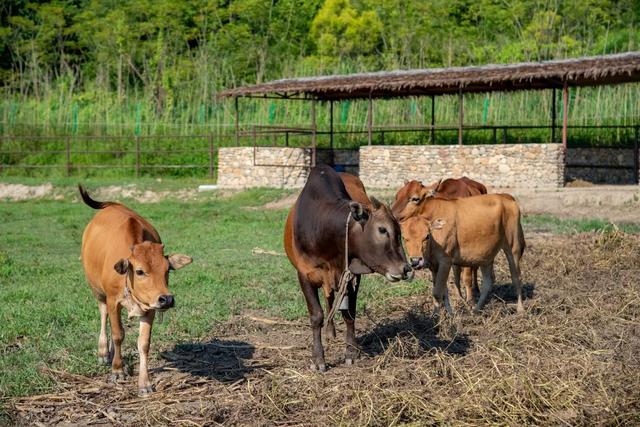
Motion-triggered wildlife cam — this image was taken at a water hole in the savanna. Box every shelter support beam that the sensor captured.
[431,95,435,144]
[329,100,334,149]
[551,88,557,143]
[311,99,317,167]
[562,82,568,150]
[458,88,464,145]
[367,93,373,146]
[234,97,240,147]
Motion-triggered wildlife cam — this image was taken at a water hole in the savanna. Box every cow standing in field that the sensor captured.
[400,194,526,315]
[79,186,192,394]
[392,177,487,303]
[284,166,413,371]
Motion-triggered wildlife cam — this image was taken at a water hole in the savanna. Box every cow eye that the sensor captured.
[135,269,145,276]
[378,226,388,235]
[411,197,420,203]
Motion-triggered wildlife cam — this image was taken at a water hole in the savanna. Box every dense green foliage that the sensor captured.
[0,0,639,139]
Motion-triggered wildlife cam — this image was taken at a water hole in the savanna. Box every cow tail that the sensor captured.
[78,185,112,210]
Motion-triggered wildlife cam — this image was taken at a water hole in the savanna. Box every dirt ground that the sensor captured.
[9,231,640,426]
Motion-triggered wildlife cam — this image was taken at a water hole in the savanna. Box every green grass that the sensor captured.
[1,182,639,409]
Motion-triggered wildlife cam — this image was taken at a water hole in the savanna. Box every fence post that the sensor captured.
[66,136,71,176]
[209,134,214,179]
[502,127,507,144]
[135,135,140,177]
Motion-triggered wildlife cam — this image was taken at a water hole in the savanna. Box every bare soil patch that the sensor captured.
[9,231,640,426]
[0,183,54,201]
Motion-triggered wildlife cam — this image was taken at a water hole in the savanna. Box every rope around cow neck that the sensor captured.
[325,210,355,323]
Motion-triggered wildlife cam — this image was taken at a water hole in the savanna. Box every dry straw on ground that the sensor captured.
[9,231,640,426]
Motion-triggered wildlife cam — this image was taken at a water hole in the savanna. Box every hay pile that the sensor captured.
[9,231,640,426]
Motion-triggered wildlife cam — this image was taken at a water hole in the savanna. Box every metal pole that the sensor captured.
[234,97,240,146]
[135,135,140,177]
[367,92,373,146]
[458,87,463,145]
[208,134,214,178]
[329,100,334,149]
[311,99,317,167]
[66,136,71,176]
[562,82,568,150]
[431,95,435,144]
[551,88,557,143]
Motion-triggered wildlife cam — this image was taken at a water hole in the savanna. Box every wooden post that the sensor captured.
[234,97,240,147]
[66,136,71,176]
[551,88,557,143]
[634,126,639,185]
[430,95,435,144]
[208,134,214,178]
[311,99,317,167]
[367,92,373,146]
[135,135,140,177]
[458,87,464,145]
[492,127,497,144]
[329,100,334,149]
[562,82,568,150]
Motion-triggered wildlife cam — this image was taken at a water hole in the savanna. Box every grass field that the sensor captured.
[1,181,640,425]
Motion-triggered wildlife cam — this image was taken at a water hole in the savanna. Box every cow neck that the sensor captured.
[122,270,150,318]
[326,210,355,323]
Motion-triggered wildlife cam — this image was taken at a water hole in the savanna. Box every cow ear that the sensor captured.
[114,259,130,275]
[430,218,446,230]
[349,202,369,223]
[168,254,192,271]
[369,196,383,210]
[349,258,373,274]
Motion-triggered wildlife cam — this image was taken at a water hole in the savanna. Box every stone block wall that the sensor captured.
[566,147,638,184]
[359,144,565,189]
[217,147,310,188]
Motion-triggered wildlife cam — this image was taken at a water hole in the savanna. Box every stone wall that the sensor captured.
[566,147,638,184]
[359,144,565,189]
[315,149,359,175]
[217,147,310,188]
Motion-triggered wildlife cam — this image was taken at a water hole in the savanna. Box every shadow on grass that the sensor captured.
[358,309,471,358]
[160,338,258,383]
[491,281,536,303]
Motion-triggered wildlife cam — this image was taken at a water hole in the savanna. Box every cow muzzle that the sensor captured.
[410,257,425,270]
[155,294,175,310]
[385,263,414,282]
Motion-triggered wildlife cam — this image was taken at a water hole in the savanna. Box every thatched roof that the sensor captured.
[218,52,640,101]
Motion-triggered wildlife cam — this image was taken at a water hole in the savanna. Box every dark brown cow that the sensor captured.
[79,186,192,394]
[284,166,412,371]
[392,177,487,303]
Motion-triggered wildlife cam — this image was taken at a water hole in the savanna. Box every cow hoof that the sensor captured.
[310,363,327,373]
[139,386,154,396]
[345,358,354,366]
[110,372,127,383]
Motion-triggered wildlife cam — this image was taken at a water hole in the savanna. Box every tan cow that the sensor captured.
[401,194,526,315]
[79,186,192,394]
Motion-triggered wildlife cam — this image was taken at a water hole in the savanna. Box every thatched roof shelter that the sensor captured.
[219,52,640,100]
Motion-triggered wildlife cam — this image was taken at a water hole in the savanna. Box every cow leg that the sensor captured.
[137,309,155,395]
[504,248,524,313]
[97,301,110,365]
[324,291,337,339]
[432,261,453,317]
[107,300,126,380]
[342,275,360,365]
[472,267,480,299]
[452,265,465,300]
[474,264,495,313]
[298,273,326,372]
[462,267,475,306]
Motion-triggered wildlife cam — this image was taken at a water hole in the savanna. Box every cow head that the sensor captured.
[391,180,430,222]
[400,216,446,270]
[348,197,413,282]
[114,241,192,311]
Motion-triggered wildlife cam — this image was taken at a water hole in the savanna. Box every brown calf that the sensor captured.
[401,194,526,315]
[79,186,191,394]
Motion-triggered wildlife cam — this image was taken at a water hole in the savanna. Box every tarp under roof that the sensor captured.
[218,52,640,101]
